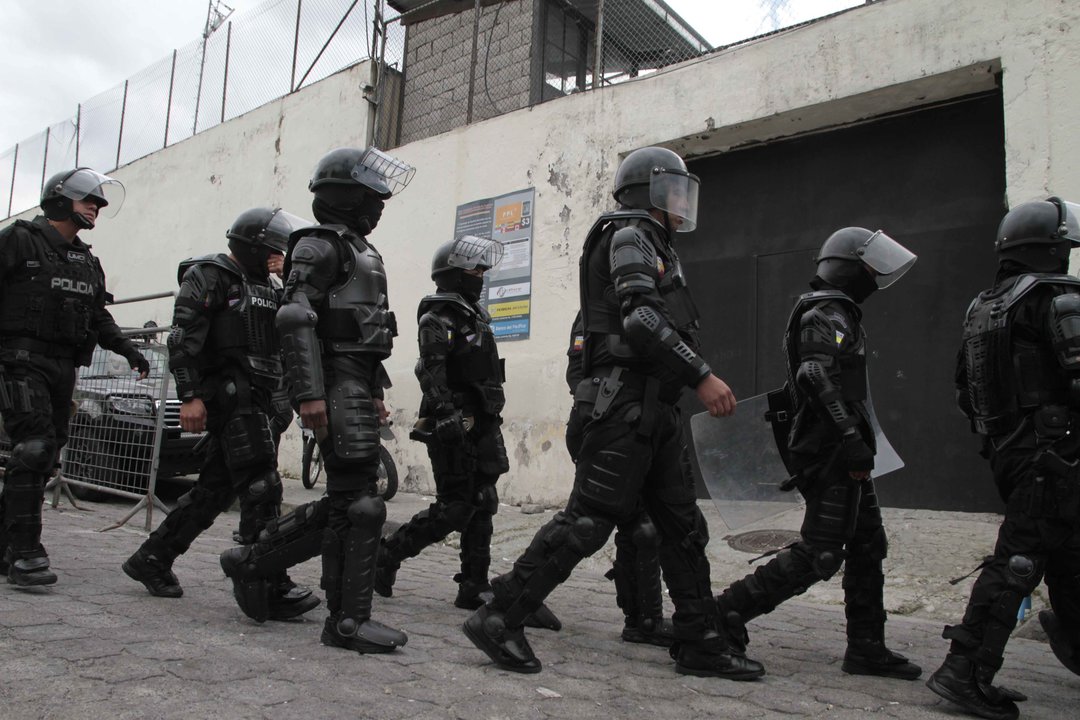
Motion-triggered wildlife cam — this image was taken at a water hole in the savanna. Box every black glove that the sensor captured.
[840,433,874,473]
[435,412,466,445]
[129,353,151,377]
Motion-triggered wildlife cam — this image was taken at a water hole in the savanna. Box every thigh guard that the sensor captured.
[574,409,650,518]
[221,411,277,472]
[801,474,861,548]
[475,425,510,475]
[326,380,380,462]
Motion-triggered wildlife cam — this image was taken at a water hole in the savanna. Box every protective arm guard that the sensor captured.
[415,310,454,416]
[1049,292,1080,407]
[794,306,859,435]
[277,295,325,403]
[954,345,974,418]
[624,305,711,386]
[610,226,660,301]
[282,236,338,309]
[168,265,216,400]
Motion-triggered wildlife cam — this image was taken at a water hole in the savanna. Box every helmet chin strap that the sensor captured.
[71,211,95,230]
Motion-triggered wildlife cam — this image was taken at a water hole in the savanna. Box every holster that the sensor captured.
[764,384,795,475]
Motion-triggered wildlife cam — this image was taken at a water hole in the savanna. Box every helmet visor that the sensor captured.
[1059,201,1080,245]
[649,169,700,232]
[264,209,312,253]
[856,231,917,288]
[58,169,125,217]
[352,148,415,197]
[447,235,504,271]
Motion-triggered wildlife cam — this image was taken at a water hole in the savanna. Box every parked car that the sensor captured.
[63,342,206,495]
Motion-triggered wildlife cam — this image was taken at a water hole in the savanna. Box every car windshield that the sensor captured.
[81,345,168,379]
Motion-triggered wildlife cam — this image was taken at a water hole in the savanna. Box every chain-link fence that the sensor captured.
[2,0,383,221]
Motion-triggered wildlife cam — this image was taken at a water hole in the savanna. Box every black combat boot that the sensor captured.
[267,573,320,620]
[453,575,494,610]
[622,615,676,647]
[926,654,1019,720]
[6,549,57,587]
[321,614,407,654]
[373,543,398,598]
[843,638,922,680]
[675,630,765,681]
[123,547,181,597]
[463,604,541,673]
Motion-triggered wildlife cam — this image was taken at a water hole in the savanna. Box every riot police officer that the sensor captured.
[713,227,920,681]
[0,168,149,586]
[462,146,762,678]
[565,313,674,646]
[927,198,1080,720]
[373,236,516,607]
[122,207,317,621]
[220,147,415,655]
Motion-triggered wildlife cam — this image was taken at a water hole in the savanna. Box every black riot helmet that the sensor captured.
[40,168,125,230]
[812,227,917,303]
[308,147,415,234]
[995,196,1080,272]
[226,207,311,281]
[612,146,700,232]
[431,235,505,301]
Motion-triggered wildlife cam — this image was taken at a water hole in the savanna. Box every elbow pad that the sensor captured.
[795,358,858,431]
[1050,292,1080,370]
[277,298,324,402]
[610,227,659,300]
[624,305,710,386]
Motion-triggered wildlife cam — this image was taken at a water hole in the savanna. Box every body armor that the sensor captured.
[961,273,1080,436]
[303,226,396,357]
[783,290,868,407]
[418,293,505,415]
[0,219,104,357]
[177,255,282,386]
[578,210,703,385]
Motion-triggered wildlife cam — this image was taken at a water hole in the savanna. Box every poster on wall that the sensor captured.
[453,188,534,341]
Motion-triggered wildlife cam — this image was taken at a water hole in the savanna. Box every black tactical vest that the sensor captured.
[783,290,868,411]
[0,220,104,356]
[420,293,506,414]
[179,255,282,385]
[578,210,698,375]
[961,273,1080,436]
[310,228,396,357]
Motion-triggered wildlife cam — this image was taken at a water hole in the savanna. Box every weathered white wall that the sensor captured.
[17,0,1080,501]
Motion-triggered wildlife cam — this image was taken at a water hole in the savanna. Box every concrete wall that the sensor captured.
[15,0,1080,503]
[398,0,536,145]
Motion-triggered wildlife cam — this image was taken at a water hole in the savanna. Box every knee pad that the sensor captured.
[866,525,888,561]
[346,495,386,527]
[10,438,55,475]
[1007,554,1040,586]
[794,541,845,581]
[476,484,499,515]
[631,514,660,550]
[245,470,283,506]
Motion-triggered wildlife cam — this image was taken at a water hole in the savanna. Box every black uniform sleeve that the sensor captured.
[91,260,144,366]
[793,303,861,436]
[167,264,222,401]
[277,235,339,403]
[1048,289,1080,406]
[565,311,584,395]
[609,226,711,387]
[415,305,455,417]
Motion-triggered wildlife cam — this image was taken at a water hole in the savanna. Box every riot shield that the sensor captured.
[691,386,904,532]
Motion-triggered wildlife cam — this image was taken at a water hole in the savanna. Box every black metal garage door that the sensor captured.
[680,89,1006,512]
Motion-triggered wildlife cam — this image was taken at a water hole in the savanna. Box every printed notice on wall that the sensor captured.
[453,188,534,341]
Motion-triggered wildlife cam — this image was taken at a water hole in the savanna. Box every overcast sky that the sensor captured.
[0,0,861,152]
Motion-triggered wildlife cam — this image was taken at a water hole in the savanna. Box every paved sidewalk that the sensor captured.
[0,486,1075,720]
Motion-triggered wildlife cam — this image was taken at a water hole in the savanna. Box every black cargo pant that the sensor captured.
[491,375,718,640]
[0,352,77,561]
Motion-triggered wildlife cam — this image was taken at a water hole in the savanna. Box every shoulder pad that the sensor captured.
[177,253,241,286]
[416,292,477,322]
[1000,273,1080,313]
[582,209,664,255]
[285,223,347,258]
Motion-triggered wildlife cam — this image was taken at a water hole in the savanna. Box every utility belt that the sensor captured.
[0,336,78,359]
[574,365,677,437]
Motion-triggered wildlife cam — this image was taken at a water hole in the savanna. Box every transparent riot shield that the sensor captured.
[691,386,904,532]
